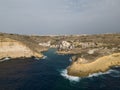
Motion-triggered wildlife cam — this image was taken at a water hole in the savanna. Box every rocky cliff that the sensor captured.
[0,37,43,60]
[67,53,120,77]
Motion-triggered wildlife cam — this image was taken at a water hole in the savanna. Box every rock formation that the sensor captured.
[67,53,120,77]
[0,37,43,60]
[39,41,51,47]
[59,41,71,49]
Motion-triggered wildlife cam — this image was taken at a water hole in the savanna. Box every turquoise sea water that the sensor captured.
[0,48,120,90]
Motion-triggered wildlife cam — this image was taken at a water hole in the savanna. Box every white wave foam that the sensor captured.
[34,56,47,60]
[60,68,120,81]
[42,56,47,59]
[0,57,10,62]
[60,69,80,82]
[88,72,104,78]
[109,69,120,78]
[88,69,120,78]
[69,58,72,62]
[34,57,40,60]
[115,66,120,68]
[3,57,10,60]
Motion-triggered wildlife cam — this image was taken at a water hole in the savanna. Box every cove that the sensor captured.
[0,48,120,90]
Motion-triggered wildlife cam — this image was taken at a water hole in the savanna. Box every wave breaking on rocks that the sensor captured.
[60,69,80,82]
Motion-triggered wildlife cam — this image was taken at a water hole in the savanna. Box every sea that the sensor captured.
[0,48,120,90]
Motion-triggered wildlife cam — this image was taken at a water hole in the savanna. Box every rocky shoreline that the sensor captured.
[67,53,120,77]
[0,36,45,60]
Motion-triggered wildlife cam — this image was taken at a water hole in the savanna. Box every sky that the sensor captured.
[0,0,120,35]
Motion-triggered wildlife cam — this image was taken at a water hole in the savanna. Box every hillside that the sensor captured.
[67,53,120,77]
[0,33,48,59]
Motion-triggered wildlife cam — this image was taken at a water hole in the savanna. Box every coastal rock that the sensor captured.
[39,41,51,47]
[67,53,120,77]
[87,49,95,54]
[0,38,43,60]
[76,58,88,64]
[61,41,71,49]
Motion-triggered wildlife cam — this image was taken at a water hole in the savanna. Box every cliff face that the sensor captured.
[67,53,120,77]
[0,37,43,59]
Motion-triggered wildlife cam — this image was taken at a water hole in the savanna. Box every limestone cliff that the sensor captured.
[0,37,43,60]
[67,53,120,77]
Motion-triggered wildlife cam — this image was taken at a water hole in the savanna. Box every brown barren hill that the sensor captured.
[0,35,43,59]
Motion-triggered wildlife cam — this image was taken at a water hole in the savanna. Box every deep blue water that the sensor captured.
[0,48,120,90]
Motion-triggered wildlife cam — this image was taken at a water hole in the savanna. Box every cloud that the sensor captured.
[0,0,120,35]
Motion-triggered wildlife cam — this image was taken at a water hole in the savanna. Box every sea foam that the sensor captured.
[69,58,72,62]
[60,68,120,82]
[34,56,47,60]
[42,56,47,59]
[88,69,120,78]
[60,69,80,82]
[0,57,10,62]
